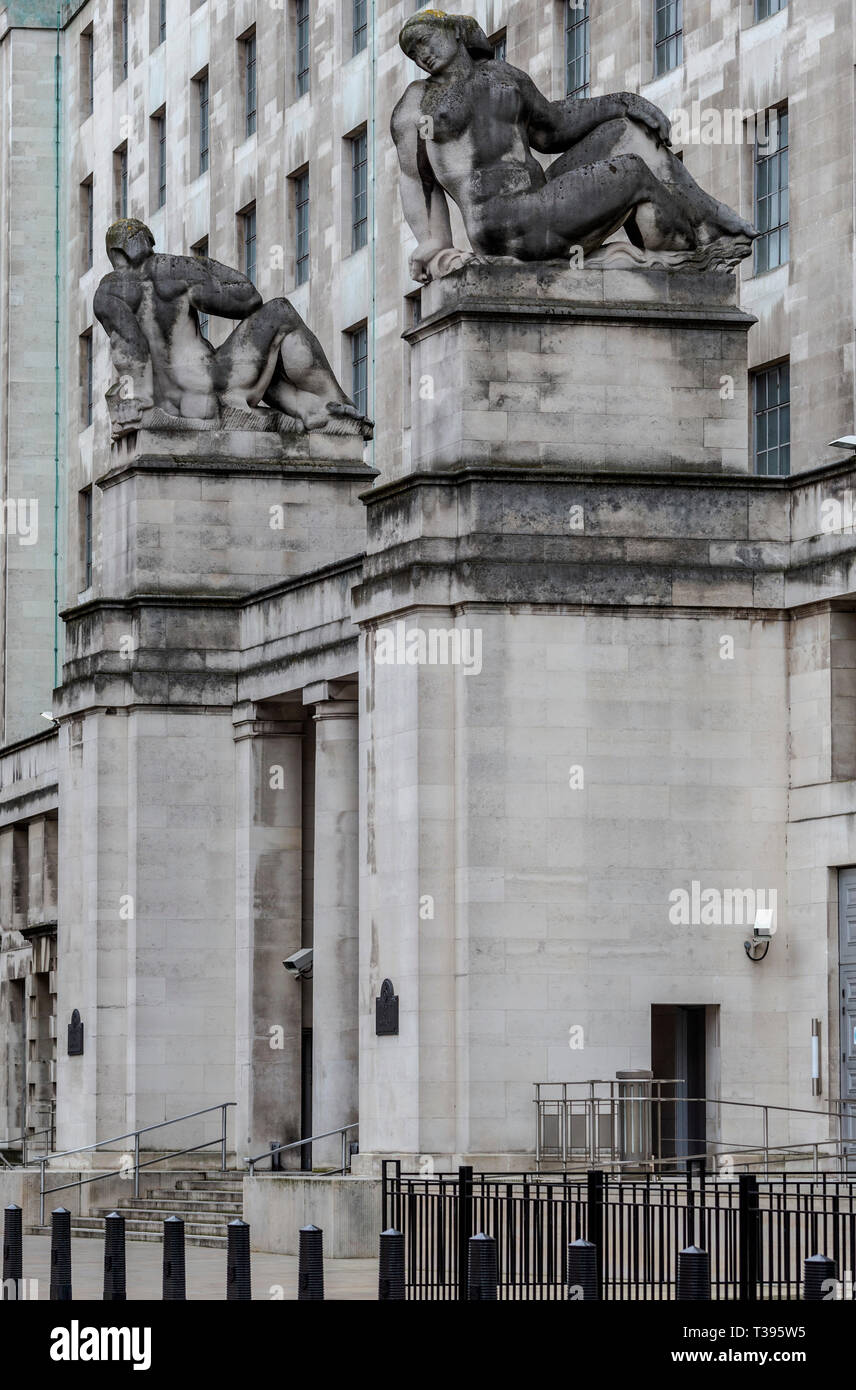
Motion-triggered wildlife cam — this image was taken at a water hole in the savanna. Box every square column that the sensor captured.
[234,702,305,1163]
[304,682,359,1170]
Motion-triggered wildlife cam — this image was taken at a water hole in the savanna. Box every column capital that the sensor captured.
[303,680,359,718]
[232,700,305,742]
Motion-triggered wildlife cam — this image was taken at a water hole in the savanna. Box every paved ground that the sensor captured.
[19,1235,378,1301]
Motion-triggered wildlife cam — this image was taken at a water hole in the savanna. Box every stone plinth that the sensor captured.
[405,262,755,474]
[96,430,376,598]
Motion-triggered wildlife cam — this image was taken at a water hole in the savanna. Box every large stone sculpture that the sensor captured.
[93,220,372,440]
[392,10,756,283]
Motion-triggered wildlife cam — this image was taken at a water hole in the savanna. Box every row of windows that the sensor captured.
[80,129,369,280]
[80,0,369,110]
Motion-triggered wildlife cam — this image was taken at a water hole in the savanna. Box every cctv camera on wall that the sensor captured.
[283,947,313,980]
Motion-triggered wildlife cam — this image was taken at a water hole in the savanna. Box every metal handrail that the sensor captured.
[1,1125,56,1168]
[535,1085,856,1174]
[36,1101,235,1225]
[246,1122,358,1176]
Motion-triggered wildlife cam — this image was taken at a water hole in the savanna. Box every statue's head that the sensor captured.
[105,219,156,268]
[399,9,493,73]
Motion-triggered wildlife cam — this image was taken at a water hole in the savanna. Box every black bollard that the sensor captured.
[162,1215,186,1300]
[226,1219,252,1301]
[103,1212,127,1301]
[677,1245,711,1301]
[803,1253,836,1301]
[297,1224,324,1300]
[467,1232,498,1301]
[378,1228,405,1300]
[567,1238,598,1301]
[50,1207,72,1302]
[3,1204,23,1301]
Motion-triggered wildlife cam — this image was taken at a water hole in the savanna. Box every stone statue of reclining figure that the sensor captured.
[93,220,373,440]
[391,11,757,283]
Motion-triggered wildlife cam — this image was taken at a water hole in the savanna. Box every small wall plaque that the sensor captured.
[67,1009,84,1056]
[375,979,399,1036]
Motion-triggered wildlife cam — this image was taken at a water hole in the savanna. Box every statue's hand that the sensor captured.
[619,92,671,146]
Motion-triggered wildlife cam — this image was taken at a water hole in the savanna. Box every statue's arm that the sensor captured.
[521,72,671,151]
[392,87,464,283]
[93,275,150,367]
[183,256,263,320]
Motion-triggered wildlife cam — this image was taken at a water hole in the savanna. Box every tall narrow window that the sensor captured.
[82,29,94,117]
[80,332,94,428]
[348,324,368,416]
[294,170,309,284]
[350,130,368,253]
[159,0,167,44]
[565,3,590,96]
[80,488,93,590]
[490,30,507,62]
[654,0,682,77]
[152,110,167,208]
[752,361,790,476]
[755,0,786,18]
[244,33,257,137]
[121,0,129,80]
[240,206,257,284]
[352,0,367,55]
[115,146,128,219]
[296,0,310,97]
[193,239,209,338]
[82,179,94,270]
[198,74,210,174]
[754,109,788,274]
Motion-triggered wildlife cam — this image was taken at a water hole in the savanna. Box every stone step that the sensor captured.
[68,1226,227,1250]
[122,1197,242,1215]
[71,1214,234,1239]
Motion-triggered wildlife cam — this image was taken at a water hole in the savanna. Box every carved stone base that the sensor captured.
[405,261,756,474]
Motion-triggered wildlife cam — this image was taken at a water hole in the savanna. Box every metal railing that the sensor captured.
[246,1122,358,1177]
[382,1161,856,1300]
[534,1080,856,1174]
[0,1124,56,1168]
[35,1101,235,1226]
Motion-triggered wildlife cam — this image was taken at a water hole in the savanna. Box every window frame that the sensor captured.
[352,0,367,56]
[752,360,790,477]
[296,0,310,98]
[198,71,210,175]
[350,129,368,253]
[240,204,257,285]
[564,3,590,98]
[653,0,682,78]
[348,322,368,417]
[294,168,310,284]
[243,31,257,139]
[753,108,789,275]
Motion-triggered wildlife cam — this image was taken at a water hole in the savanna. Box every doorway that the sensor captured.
[651,1004,707,1168]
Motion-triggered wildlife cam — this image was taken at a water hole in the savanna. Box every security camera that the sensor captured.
[283,948,313,980]
[744,907,775,961]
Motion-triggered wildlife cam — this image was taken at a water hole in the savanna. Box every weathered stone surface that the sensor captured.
[392,11,755,284]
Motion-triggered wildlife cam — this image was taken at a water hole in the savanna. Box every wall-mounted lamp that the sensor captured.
[812,1018,822,1096]
[744,907,775,962]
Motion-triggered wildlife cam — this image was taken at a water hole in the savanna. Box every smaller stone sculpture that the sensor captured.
[392,10,757,283]
[93,221,373,440]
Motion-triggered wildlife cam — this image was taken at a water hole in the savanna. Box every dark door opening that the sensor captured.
[301,1026,313,1171]
[838,868,856,1163]
[651,1004,707,1169]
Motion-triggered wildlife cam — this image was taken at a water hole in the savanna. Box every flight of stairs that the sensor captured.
[66,1171,244,1249]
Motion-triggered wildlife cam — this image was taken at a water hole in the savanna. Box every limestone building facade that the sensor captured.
[1,0,855,1175]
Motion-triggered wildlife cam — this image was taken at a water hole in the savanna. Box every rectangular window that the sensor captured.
[153,110,166,208]
[294,170,309,284]
[159,0,167,44]
[753,361,790,477]
[82,179,94,270]
[755,0,786,18]
[80,488,93,590]
[296,0,310,97]
[193,239,209,338]
[352,0,367,55]
[350,130,368,253]
[490,30,507,62]
[565,3,589,96]
[80,332,94,428]
[82,29,94,117]
[198,73,210,174]
[754,109,788,273]
[240,206,257,285]
[654,0,682,77]
[114,146,128,219]
[244,33,257,138]
[120,0,129,80]
[349,324,368,416]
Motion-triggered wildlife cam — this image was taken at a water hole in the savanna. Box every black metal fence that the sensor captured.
[381,1162,856,1300]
